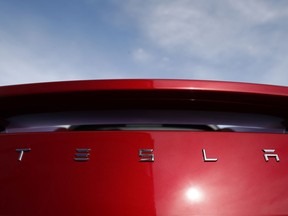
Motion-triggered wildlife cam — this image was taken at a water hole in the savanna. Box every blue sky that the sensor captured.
[0,0,288,86]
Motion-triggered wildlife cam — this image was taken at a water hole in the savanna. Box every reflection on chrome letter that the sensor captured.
[263,149,280,162]
[202,149,218,162]
[74,149,91,161]
[16,148,31,161]
[139,149,154,162]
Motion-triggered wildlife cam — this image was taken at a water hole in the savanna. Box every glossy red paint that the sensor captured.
[0,79,287,96]
[0,80,287,216]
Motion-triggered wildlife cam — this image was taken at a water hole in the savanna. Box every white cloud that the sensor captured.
[125,0,288,85]
[130,0,287,58]
[230,1,288,23]
[132,48,153,63]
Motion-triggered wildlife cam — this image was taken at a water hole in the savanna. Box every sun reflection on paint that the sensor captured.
[185,187,204,202]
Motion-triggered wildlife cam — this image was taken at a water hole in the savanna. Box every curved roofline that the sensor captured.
[0,79,287,97]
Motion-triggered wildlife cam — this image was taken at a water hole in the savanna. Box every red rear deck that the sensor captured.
[0,80,287,215]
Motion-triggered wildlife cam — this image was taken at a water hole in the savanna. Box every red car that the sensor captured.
[0,79,287,215]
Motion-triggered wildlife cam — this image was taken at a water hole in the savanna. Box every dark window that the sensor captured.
[1,110,287,134]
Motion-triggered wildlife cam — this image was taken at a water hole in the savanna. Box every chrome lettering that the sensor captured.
[263,149,280,162]
[16,148,31,161]
[10,147,284,164]
[202,149,218,162]
[74,149,91,161]
[139,149,154,162]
